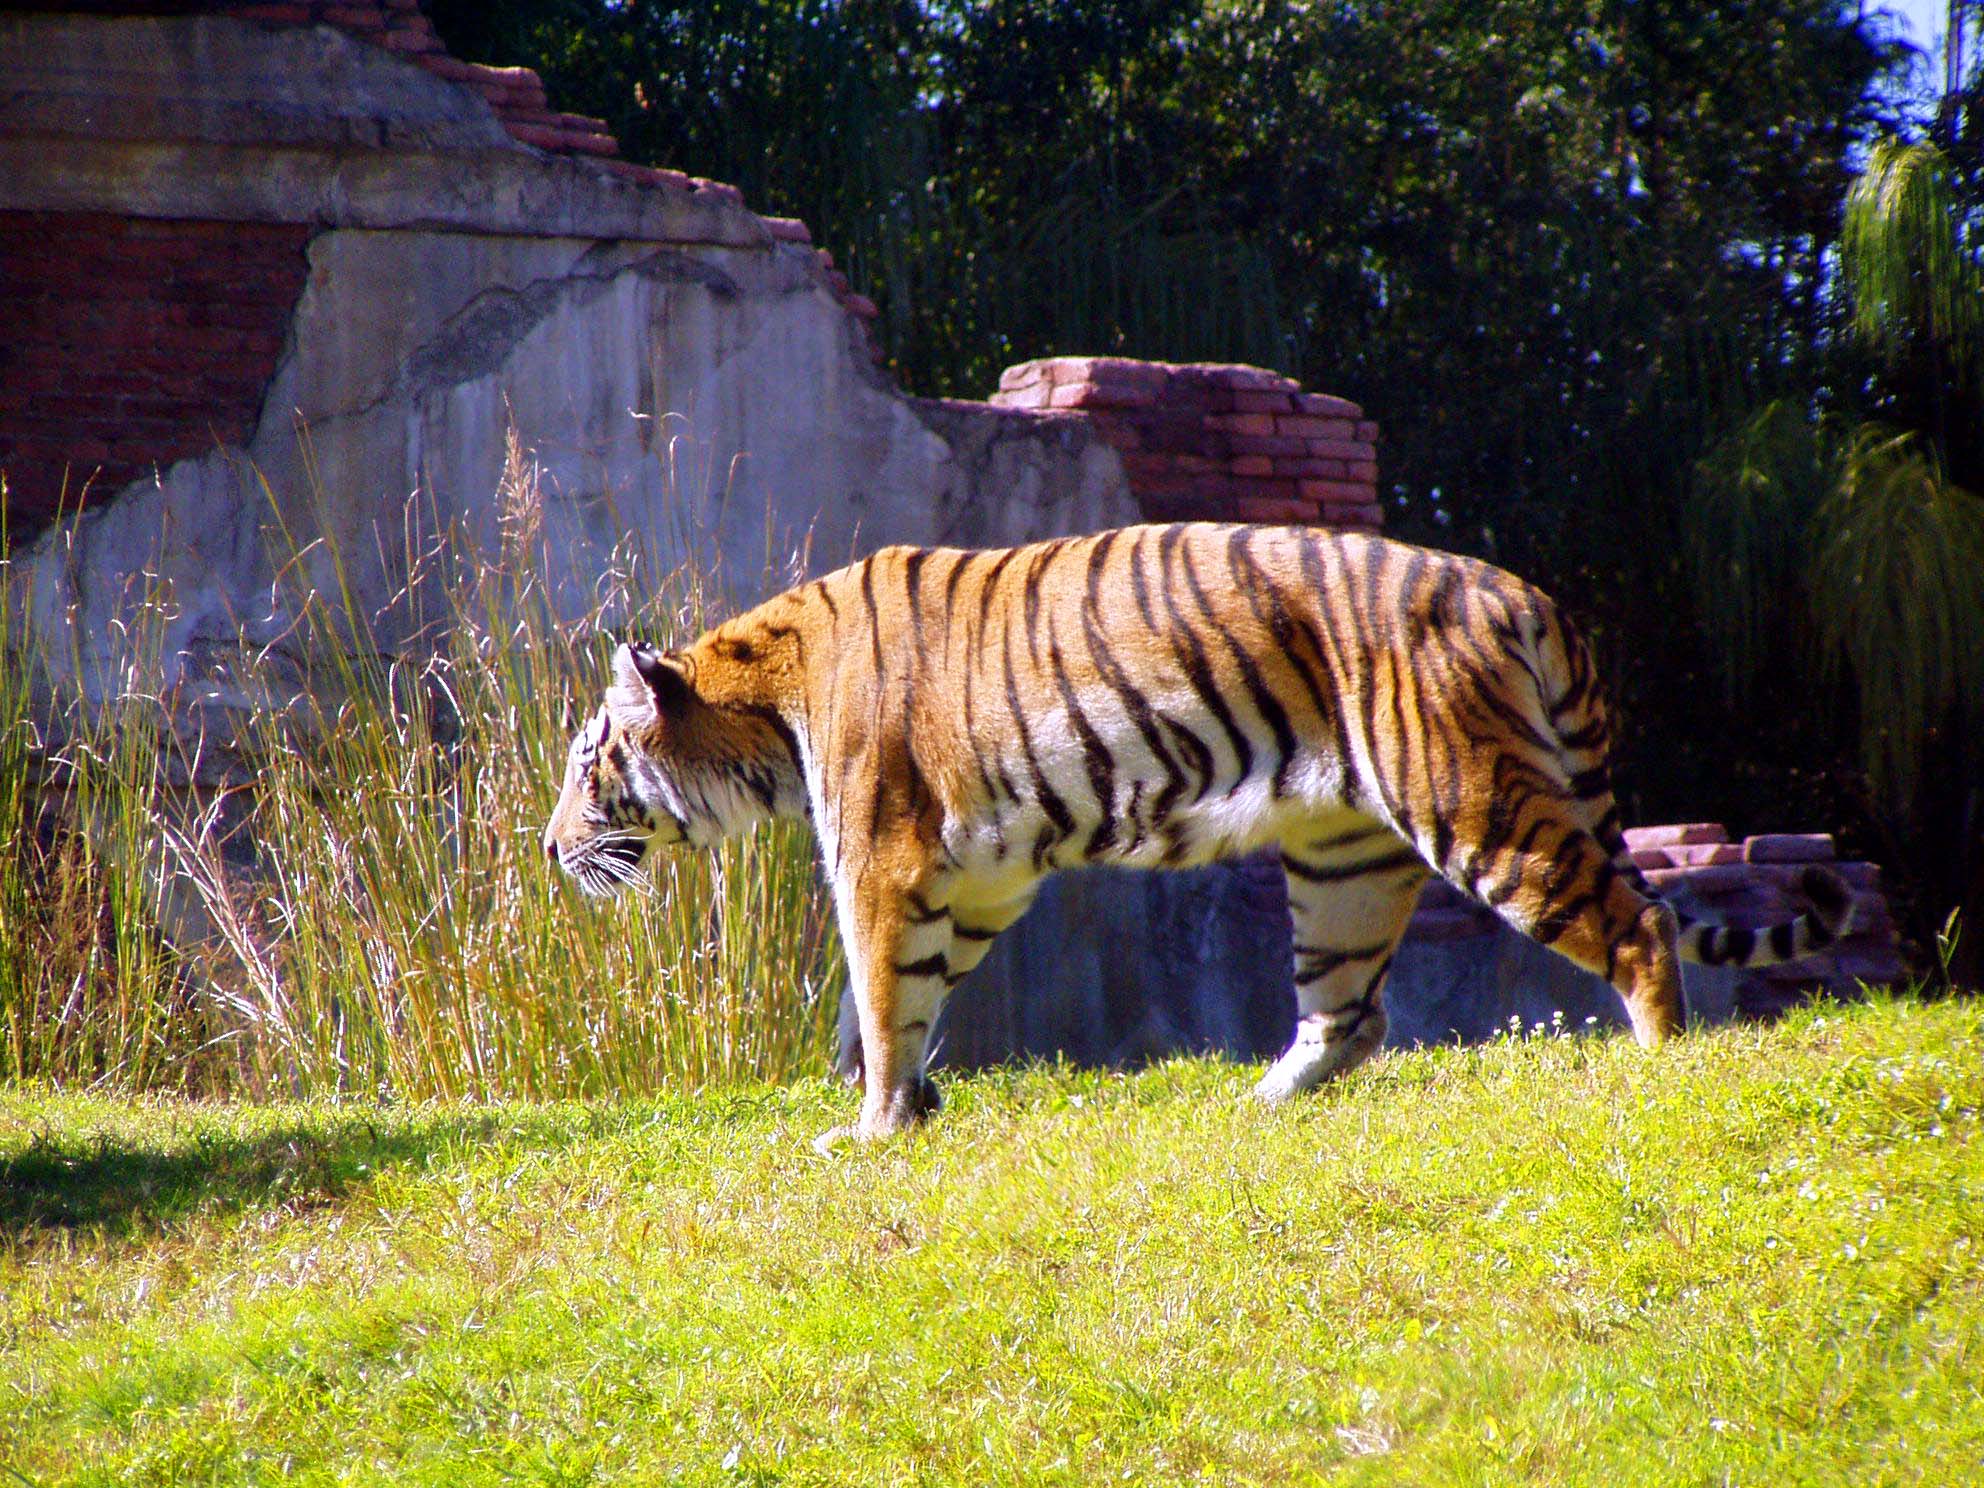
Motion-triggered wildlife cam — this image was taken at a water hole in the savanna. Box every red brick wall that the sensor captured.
[992,356,1384,529]
[0,211,311,538]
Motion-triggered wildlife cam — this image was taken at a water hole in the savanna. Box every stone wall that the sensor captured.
[993,357,1382,527]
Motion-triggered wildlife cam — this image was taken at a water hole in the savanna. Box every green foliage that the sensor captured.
[1809,425,1984,806]
[1,439,842,1099]
[1687,400,1830,703]
[426,0,1291,392]
[4,994,1981,1481]
[1842,137,1984,374]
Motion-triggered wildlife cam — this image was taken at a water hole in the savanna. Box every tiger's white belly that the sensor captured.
[939,697,1365,887]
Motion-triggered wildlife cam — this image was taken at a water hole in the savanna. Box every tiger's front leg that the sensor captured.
[816,874,1036,1150]
[815,870,955,1150]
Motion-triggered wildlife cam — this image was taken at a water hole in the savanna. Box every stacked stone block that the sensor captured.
[1406,821,1902,1005]
[991,356,1382,530]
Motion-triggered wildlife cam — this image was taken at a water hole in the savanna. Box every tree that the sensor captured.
[1694,134,1984,976]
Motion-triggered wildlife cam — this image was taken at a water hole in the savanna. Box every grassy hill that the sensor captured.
[3,993,1980,1485]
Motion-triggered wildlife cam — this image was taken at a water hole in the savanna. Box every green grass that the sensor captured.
[4,992,1980,1485]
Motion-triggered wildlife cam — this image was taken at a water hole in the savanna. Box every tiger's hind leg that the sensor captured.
[1464,820,1685,1048]
[1255,823,1430,1104]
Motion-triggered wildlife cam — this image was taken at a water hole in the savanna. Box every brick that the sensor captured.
[1171,362,1300,393]
[1347,461,1378,482]
[1744,833,1836,863]
[1293,392,1362,418]
[1630,848,1674,869]
[1230,391,1295,414]
[1049,380,1159,410]
[473,63,542,87]
[691,178,746,207]
[1623,823,1728,849]
[1135,413,1222,455]
[1226,434,1310,458]
[233,4,313,21]
[505,122,618,156]
[1209,413,1275,437]
[546,111,614,134]
[842,293,879,320]
[1046,357,1174,393]
[762,216,812,244]
[1083,413,1144,450]
[1304,438,1378,462]
[1273,457,1348,480]
[988,385,1052,410]
[322,6,389,29]
[1356,420,1380,442]
[1278,415,1357,440]
[1668,842,1745,867]
[416,54,486,82]
[1644,864,1750,894]
[1121,452,1184,482]
[998,361,1050,392]
[1322,502,1383,528]
[596,160,693,191]
[1233,495,1321,524]
[380,27,442,53]
[1299,478,1376,504]
[1230,455,1275,477]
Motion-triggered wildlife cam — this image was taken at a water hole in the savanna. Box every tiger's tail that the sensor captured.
[1542,619,1856,970]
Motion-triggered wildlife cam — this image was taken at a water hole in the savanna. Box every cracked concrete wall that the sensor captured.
[8,13,1135,705]
[19,221,1134,698]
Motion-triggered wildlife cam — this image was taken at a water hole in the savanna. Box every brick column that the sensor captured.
[991,356,1381,529]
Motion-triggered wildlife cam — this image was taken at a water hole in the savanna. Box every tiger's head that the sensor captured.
[542,640,801,896]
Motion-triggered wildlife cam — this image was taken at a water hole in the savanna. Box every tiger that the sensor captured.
[543,522,1854,1146]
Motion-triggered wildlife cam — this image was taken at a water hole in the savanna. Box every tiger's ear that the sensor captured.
[609,642,692,722]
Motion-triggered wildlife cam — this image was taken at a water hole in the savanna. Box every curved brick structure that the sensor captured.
[994,357,1382,528]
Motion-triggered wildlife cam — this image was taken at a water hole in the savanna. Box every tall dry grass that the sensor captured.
[0,438,842,1100]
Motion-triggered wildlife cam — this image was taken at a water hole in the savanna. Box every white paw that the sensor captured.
[1253,1070,1300,1106]
[811,1123,858,1156]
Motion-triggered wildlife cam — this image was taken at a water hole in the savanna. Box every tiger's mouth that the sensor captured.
[560,832,651,898]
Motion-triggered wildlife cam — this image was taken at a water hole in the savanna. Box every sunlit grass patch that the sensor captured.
[3,993,1978,1484]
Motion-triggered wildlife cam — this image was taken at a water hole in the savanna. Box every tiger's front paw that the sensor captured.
[811,1123,860,1155]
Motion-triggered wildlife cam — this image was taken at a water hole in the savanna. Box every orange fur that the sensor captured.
[545,524,1852,1141]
